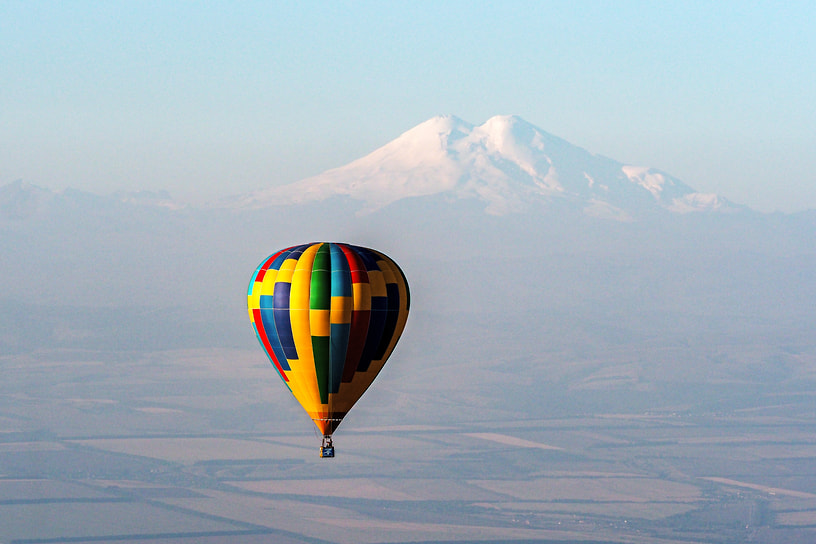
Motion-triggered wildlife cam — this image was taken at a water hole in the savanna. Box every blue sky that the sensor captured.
[2,1,814,212]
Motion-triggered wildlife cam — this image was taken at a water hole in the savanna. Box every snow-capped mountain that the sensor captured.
[236,115,735,218]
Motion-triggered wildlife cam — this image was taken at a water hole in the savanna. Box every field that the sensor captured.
[1,347,815,544]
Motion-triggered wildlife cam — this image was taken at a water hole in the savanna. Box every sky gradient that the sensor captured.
[2,1,814,212]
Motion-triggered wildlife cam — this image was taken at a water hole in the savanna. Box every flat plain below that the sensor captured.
[1,347,815,544]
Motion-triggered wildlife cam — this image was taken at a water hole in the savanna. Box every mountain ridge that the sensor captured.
[233,114,740,219]
[0,115,765,222]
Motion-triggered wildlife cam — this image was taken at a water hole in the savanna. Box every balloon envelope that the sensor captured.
[247,242,410,436]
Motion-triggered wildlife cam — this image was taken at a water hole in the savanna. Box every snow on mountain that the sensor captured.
[236,115,736,217]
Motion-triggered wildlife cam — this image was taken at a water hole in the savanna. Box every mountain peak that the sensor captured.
[0,180,54,220]
[411,114,472,133]
[480,114,531,137]
[234,115,737,218]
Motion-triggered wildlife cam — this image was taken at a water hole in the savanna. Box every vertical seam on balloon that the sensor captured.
[291,243,322,422]
[271,245,308,408]
[374,251,409,368]
[310,243,332,406]
[357,247,387,372]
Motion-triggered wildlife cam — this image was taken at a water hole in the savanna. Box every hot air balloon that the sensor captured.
[247,242,410,457]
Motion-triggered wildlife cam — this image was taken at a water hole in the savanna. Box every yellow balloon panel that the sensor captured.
[247,243,409,436]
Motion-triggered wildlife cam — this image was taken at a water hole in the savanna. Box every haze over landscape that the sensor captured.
[3,111,816,543]
[2,3,816,544]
